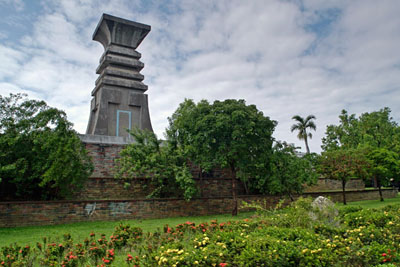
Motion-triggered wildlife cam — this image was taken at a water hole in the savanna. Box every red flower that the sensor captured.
[219,263,228,267]
[382,253,387,257]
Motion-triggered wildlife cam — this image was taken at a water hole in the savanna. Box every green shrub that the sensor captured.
[1,198,400,266]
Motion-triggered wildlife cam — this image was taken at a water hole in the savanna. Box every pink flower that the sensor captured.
[219,263,228,267]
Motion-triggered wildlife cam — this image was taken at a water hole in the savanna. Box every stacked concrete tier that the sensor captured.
[86,14,153,137]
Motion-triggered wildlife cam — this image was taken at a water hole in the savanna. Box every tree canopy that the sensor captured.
[268,141,318,201]
[320,107,400,198]
[322,108,400,152]
[0,94,93,200]
[167,99,277,214]
[115,129,197,200]
[318,148,370,205]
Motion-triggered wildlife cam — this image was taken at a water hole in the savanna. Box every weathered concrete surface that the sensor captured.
[86,14,153,137]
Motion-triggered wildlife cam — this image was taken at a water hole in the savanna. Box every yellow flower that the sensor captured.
[219,253,223,257]
[194,261,199,265]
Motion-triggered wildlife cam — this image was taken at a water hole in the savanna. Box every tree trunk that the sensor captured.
[342,179,347,205]
[243,179,249,195]
[230,165,238,216]
[198,166,203,197]
[377,177,384,202]
[304,137,310,154]
[288,192,294,202]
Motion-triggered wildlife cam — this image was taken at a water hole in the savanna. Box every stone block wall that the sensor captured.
[80,140,245,199]
[85,142,124,178]
[76,177,245,200]
[304,178,365,192]
[1,189,397,227]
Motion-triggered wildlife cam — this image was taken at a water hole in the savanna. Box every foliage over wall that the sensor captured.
[0,94,93,200]
[115,129,198,200]
[319,107,400,202]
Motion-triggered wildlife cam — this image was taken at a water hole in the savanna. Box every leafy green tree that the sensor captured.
[318,148,370,205]
[367,148,400,201]
[0,93,93,200]
[291,115,317,154]
[167,99,276,215]
[321,108,400,192]
[115,129,198,200]
[268,142,318,201]
[322,108,400,152]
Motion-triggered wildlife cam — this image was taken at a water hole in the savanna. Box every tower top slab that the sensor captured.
[93,13,151,50]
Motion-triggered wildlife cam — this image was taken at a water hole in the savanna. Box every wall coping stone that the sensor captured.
[87,177,234,180]
[79,134,133,145]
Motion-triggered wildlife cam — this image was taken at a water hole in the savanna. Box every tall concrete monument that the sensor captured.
[86,14,153,138]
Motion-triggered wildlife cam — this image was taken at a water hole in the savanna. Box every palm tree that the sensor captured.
[291,115,316,154]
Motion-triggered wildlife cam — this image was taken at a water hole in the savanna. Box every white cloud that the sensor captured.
[0,0,24,11]
[0,45,25,80]
[0,0,399,153]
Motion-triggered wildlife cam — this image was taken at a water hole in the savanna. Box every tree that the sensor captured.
[167,99,276,215]
[268,142,318,201]
[115,129,198,200]
[367,148,400,201]
[322,108,400,152]
[318,148,370,205]
[0,93,93,200]
[291,115,316,154]
[321,108,400,190]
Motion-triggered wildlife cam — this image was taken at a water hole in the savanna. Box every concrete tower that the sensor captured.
[86,14,153,138]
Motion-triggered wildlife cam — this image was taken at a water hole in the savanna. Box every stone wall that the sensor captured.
[1,189,397,227]
[84,142,124,178]
[304,178,365,192]
[83,140,233,179]
[76,177,245,200]
[80,139,245,199]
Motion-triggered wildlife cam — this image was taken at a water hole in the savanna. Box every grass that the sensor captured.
[1,193,399,248]
[336,192,400,209]
[0,212,253,247]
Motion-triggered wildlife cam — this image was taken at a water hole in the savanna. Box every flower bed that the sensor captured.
[1,198,399,266]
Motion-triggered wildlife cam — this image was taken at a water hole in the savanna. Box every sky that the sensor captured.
[0,0,399,153]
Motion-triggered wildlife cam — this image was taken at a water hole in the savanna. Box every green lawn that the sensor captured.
[336,192,400,209]
[0,212,253,247]
[1,194,399,248]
